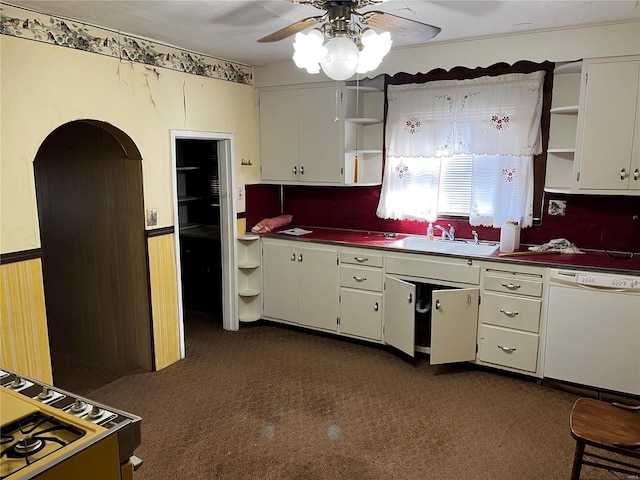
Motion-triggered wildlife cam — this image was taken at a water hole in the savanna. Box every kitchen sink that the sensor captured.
[388,236,499,256]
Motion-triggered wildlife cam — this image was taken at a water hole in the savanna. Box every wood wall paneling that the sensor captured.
[147,234,182,370]
[0,259,53,383]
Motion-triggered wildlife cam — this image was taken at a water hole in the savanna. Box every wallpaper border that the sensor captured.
[0,3,253,86]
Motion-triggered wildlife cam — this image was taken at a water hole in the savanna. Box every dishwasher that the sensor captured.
[545,268,640,396]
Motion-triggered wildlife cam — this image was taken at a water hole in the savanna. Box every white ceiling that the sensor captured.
[8,0,640,66]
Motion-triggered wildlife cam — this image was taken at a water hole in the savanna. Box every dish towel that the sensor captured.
[528,238,584,254]
[251,214,292,233]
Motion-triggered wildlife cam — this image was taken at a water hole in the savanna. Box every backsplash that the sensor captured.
[246,184,639,253]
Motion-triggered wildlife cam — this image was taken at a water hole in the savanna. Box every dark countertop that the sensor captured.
[262,227,640,275]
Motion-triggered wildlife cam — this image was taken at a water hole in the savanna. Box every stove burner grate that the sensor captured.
[0,413,85,478]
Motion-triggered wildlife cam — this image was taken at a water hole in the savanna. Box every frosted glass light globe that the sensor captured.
[321,36,359,81]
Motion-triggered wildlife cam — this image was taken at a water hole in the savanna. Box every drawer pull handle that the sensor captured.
[500,309,519,317]
[354,256,368,263]
[498,345,517,353]
[501,282,521,290]
[373,302,379,312]
[353,276,367,282]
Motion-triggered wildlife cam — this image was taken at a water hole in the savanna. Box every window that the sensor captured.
[378,66,551,228]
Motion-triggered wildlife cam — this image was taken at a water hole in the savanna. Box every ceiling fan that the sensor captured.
[258,0,441,45]
[257,1,441,79]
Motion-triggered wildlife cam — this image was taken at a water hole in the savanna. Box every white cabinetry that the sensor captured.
[572,56,640,193]
[259,85,343,184]
[338,248,384,341]
[384,253,480,364]
[237,235,261,322]
[258,79,384,186]
[261,238,338,332]
[477,266,545,376]
[544,61,582,193]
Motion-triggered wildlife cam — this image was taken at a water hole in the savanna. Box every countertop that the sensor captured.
[261,227,640,275]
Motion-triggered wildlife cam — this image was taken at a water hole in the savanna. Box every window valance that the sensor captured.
[386,71,546,158]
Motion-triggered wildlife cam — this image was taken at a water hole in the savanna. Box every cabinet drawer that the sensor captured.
[340,250,383,268]
[478,325,539,373]
[484,274,543,297]
[340,266,383,292]
[481,293,541,333]
[386,254,480,285]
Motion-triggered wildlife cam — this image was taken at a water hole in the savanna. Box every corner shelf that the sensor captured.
[544,60,583,193]
[237,234,261,322]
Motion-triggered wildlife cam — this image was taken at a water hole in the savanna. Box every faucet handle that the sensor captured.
[472,230,479,244]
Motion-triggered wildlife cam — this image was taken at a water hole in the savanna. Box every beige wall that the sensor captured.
[0,34,259,254]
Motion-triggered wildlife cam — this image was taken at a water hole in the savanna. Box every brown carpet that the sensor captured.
[74,313,622,480]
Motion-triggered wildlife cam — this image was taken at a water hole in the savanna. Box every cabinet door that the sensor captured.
[576,59,640,190]
[430,288,479,365]
[262,240,298,322]
[298,86,343,183]
[298,246,338,331]
[259,90,299,182]
[384,276,416,357]
[340,289,382,340]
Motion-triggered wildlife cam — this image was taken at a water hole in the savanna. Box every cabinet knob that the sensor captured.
[407,293,412,304]
[293,165,297,175]
[620,168,628,180]
[435,299,441,310]
[634,169,640,181]
[373,302,379,312]
[291,253,296,261]
[300,165,304,175]
[298,253,303,262]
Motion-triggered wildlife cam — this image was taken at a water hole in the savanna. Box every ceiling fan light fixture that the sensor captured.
[356,29,392,74]
[320,35,360,81]
[292,30,327,74]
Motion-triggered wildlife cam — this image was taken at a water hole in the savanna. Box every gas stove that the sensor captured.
[0,368,142,479]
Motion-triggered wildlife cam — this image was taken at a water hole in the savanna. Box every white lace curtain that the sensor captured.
[377,71,545,228]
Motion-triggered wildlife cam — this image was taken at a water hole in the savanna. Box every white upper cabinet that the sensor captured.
[572,56,640,194]
[258,79,384,186]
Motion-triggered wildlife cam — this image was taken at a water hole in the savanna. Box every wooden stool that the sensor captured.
[570,397,640,479]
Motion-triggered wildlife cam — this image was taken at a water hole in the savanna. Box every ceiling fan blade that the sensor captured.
[359,10,441,43]
[258,16,323,43]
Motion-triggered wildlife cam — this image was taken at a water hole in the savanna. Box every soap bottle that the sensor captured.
[427,223,434,240]
[499,220,516,253]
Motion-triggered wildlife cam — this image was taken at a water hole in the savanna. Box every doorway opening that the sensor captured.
[171,131,238,358]
[34,120,152,394]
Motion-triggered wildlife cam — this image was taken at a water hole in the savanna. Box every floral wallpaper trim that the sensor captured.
[0,3,253,86]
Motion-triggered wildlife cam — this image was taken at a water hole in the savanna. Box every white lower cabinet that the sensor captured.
[384,254,480,365]
[477,266,545,376]
[261,238,338,332]
[338,248,384,341]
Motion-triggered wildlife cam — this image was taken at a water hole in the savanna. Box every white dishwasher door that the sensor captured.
[544,269,640,396]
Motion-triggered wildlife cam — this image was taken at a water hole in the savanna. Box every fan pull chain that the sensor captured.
[354,75,360,183]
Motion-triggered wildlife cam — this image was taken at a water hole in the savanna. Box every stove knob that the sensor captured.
[9,377,26,389]
[88,404,104,420]
[70,399,87,414]
[37,386,53,401]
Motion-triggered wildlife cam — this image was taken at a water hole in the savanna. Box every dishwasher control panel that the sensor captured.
[575,272,640,290]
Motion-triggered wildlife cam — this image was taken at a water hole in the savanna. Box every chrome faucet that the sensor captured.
[434,224,455,241]
[472,230,479,245]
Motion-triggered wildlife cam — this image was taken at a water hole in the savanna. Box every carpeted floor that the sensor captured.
[57,312,625,480]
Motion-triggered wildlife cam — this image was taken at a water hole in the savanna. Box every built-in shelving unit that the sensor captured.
[544,60,582,193]
[343,77,384,185]
[237,234,261,322]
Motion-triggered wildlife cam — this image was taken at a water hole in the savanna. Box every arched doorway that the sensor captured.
[34,120,152,387]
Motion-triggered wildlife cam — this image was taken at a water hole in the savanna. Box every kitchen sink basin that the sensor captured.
[388,236,499,256]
